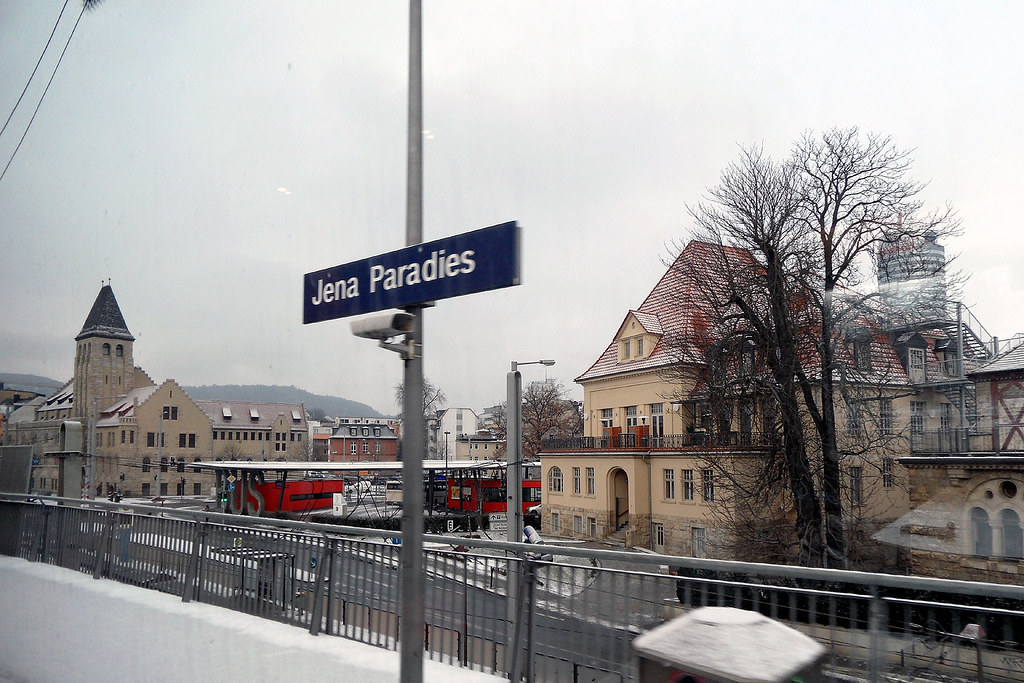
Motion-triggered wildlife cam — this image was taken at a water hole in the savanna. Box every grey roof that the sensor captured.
[76,285,134,342]
[970,342,1024,377]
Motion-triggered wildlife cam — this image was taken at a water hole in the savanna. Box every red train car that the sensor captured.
[230,477,344,516]
[446,462,541,515]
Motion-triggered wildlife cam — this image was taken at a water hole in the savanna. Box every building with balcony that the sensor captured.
[886,342,1024,583]
[539,240,954,568]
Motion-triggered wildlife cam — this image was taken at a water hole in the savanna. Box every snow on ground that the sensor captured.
[0,556,500,683]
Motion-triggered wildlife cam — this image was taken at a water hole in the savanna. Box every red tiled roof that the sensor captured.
[576,240,757,383]
[576,240,909,387]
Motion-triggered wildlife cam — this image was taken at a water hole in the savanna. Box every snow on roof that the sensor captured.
[576,240,909,387]
[970,341,1024,377]
[196,400,306,429]
[577,240,752,383]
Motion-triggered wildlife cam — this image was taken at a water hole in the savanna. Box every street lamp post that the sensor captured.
[505,358,554,680]
[444,430,450,468]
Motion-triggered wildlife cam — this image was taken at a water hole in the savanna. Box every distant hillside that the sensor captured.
[0,373,64,394]
[182,384,384,419]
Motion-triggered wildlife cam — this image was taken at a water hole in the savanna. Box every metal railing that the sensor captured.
[543,431,771,451]
[3,494,1024,682]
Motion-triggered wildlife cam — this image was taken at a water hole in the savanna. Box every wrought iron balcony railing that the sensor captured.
[542,431,772,451]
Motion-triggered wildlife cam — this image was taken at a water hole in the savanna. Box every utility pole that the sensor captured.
[399,2,425,682]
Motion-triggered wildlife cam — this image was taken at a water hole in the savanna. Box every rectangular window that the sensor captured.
[702,469,715,502]
[189,433,196,448]
[586,467,595,495]
[551,512,560,533]
[588,516,597,537]
[193,483,202,496]
[654,523,665,547]
[363,442,369,454]
[692,527,707,558]
[622,340,631,359]
[650,403,664,438]
[572,467,581,495]
[940,403,953,431]
[908,348,925,382]
[664,469,675,500]
[882,457,894,489]
[573,515,583,535]
[850,466,863,505]
[636,338,644,356]
[910,401,926,433]
[350,443,357,455]
[162,406,178,420]
[147,432,155,448]
[683,469,695,501]
[130,431,134,444]
[179,433,187,448]
[142,483,151,496]
[853,338,872,372]
[600,408,614,429]
[121,430,126,444]
[879,399,894,435]
[625,405,638,428]
[846,404,861,437]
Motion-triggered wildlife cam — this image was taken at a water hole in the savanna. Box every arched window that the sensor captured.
[548,466,563,493]
[142,457,151,473]
[102,343,111,355]
[1001,509,1023,559]
[115,344,124,357]
[971,507,992,556]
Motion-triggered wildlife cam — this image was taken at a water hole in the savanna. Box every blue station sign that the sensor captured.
[303,221,521,324]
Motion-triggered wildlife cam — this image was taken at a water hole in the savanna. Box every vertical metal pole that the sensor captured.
[157,412,163,499]
[506,366,523,679]
[400,2,425,682]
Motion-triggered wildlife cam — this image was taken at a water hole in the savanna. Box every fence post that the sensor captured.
[868,588,884,683]
[92,512,117,580]
[181,520,207,603]
[309,536,334,636]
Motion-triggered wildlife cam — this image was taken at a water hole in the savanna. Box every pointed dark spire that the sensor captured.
[76,284,134,341]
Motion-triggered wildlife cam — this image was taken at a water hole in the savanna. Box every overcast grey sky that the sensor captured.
[2,1,1022,415]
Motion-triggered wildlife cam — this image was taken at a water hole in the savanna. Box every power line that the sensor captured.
[0,0,102,186]
[0,0,72,140]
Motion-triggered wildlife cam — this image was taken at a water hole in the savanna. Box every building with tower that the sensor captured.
[4,284,308,500]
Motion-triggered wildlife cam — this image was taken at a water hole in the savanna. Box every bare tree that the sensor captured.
[676,146,827,566]
[394,377,446,421]
[790,128,960,567]
[672,129,959,567]
[521,380,582,459]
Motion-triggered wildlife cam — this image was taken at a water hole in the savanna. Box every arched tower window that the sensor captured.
[102,343,111,355]
[1001,509,1023,559]
[115,344,123,357]
[971,507,992,556]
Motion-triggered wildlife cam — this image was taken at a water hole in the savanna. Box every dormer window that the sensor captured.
[636,338,644,356]
[853,337,872,372]
[622,340,631,359]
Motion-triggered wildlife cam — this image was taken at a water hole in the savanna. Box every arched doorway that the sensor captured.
[609,468,629,532]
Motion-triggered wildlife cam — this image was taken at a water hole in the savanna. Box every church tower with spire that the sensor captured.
[73,283,135,422]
